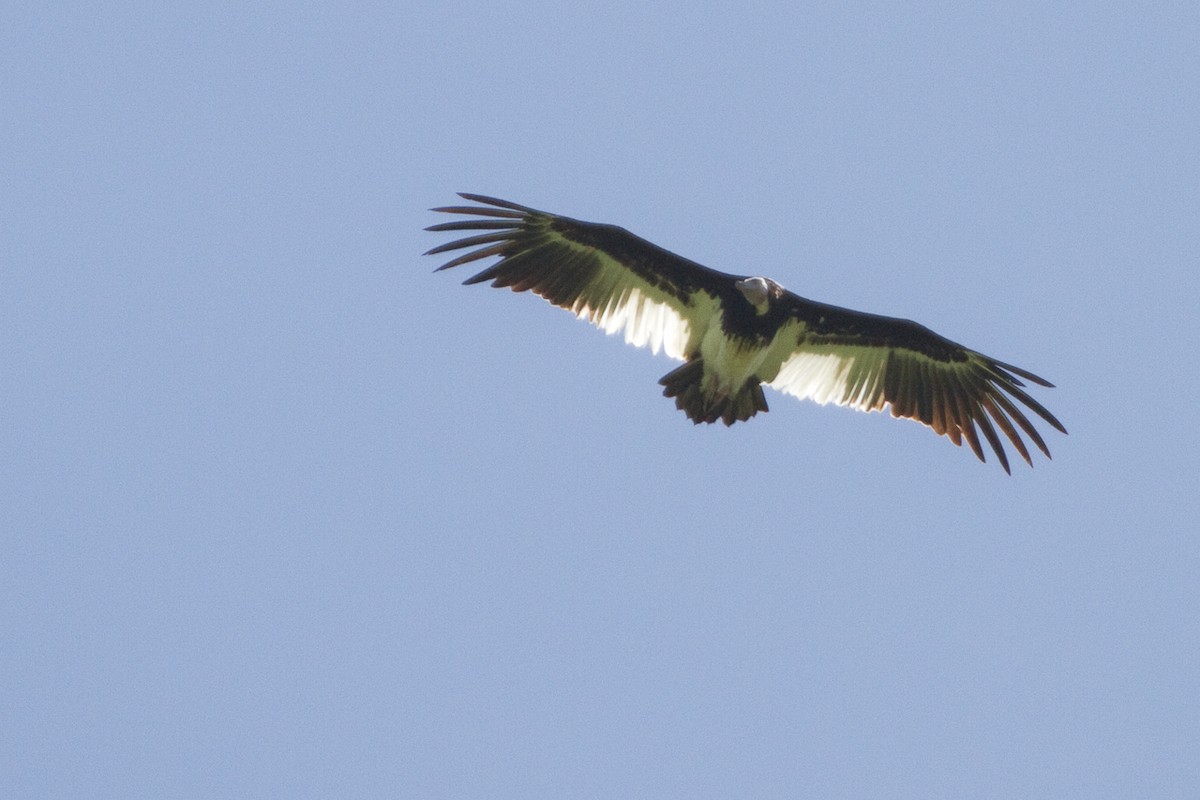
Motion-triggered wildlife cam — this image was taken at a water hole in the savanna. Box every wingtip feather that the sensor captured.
[455,193,540,214]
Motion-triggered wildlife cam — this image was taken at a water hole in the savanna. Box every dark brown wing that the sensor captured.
[768,292,1067,473]
[425,194,743,359]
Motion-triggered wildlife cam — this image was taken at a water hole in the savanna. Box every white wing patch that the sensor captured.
[536,248,708,362]
[573,286,692,359]
[767,346,889,411]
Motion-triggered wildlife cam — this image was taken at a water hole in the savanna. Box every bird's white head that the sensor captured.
[735,276,773,313]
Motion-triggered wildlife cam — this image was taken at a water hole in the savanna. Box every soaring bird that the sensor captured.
[425,193,1066,473]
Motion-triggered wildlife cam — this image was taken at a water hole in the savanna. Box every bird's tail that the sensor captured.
[659,360,768,426]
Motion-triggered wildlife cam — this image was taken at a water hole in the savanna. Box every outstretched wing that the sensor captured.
[424,193,736,360]
[766,293,1067,473]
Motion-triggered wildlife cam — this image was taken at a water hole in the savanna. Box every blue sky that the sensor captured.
[3,2,1198,797]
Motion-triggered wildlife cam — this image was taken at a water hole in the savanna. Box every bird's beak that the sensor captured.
[735,278,767,307]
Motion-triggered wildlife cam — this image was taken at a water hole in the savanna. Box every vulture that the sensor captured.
[425,193,1066,473]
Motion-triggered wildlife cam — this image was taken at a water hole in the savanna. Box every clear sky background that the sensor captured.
[4,2,1198,797]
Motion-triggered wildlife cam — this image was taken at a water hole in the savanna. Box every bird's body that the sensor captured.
[425,194,1066,472]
